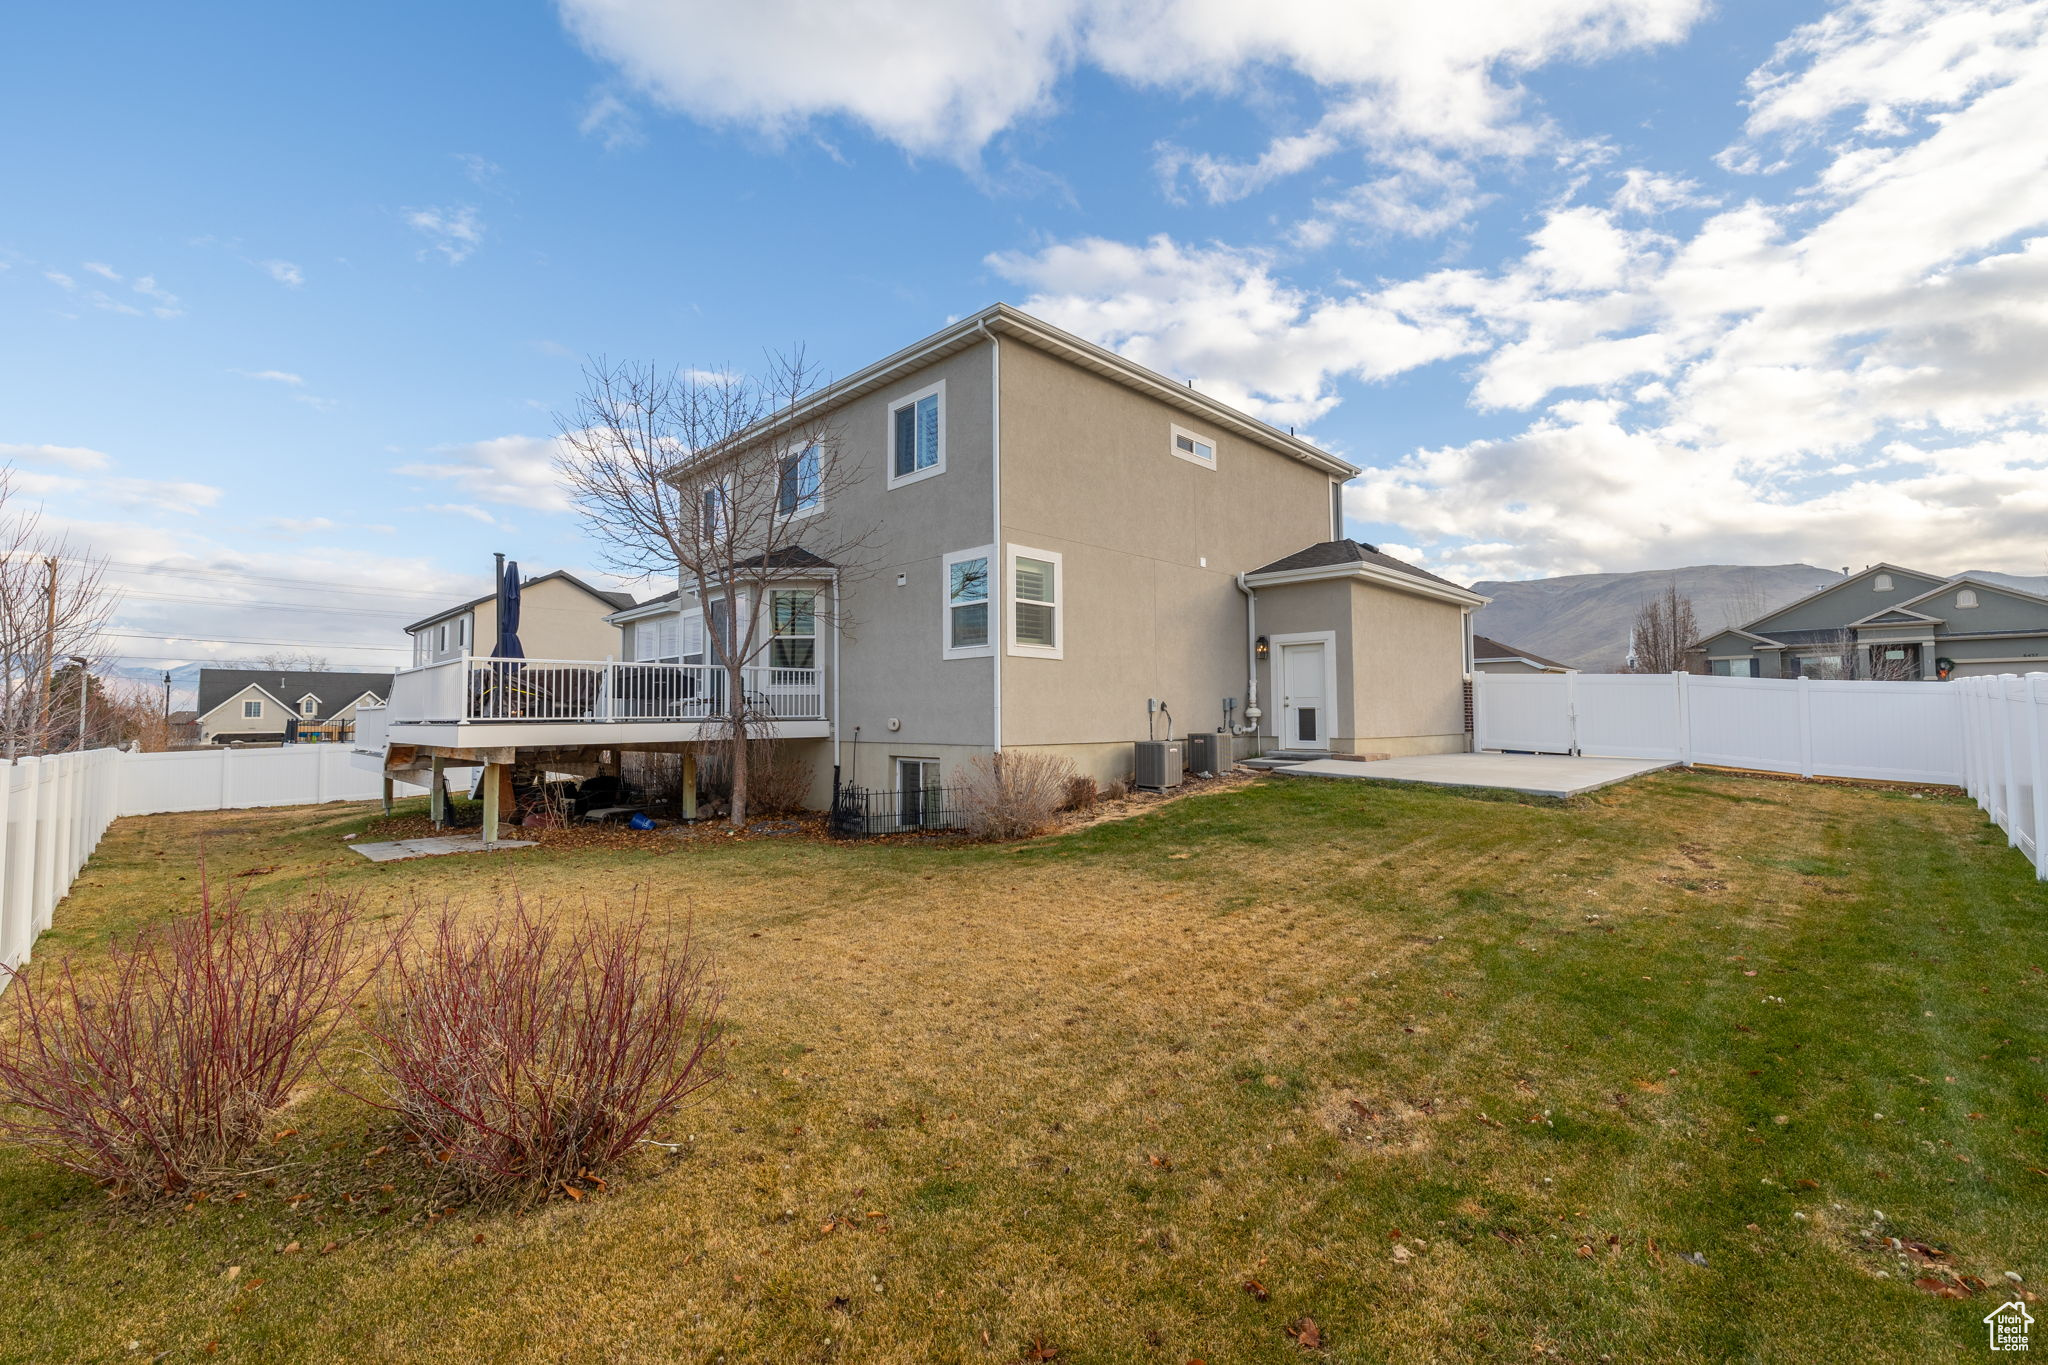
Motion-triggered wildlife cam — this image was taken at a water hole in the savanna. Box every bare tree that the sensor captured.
[252,650,333,672]
[554,355,876,827]
[0,472,117,758]
[1626,577,1702,674]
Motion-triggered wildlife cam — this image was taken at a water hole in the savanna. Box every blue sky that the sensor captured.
[4,0,2045,673]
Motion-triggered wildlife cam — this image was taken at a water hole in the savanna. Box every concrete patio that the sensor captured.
[350,834,538,863]
[1273,751,1675,798]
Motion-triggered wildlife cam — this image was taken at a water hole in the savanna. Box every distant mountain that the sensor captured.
[1470,563,2048,671]
[1473,564,1847,671]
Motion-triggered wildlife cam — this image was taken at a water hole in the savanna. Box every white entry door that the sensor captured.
[1280,641,1328,748]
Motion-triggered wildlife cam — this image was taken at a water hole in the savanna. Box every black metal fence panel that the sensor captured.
[830,783,969,838]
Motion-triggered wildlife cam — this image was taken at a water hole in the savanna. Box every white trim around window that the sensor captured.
[941,545,995,660]
[1169,422,1217,469]
[777,443,825,520]
[884,378,946,489]
[1006,543,1062,659]
[242,699,263,719]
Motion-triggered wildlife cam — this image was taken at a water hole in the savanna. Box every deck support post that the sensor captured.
[429,756,446,828]
[680,747,697,821]
[380,775,393,816]
[482,761,503,845]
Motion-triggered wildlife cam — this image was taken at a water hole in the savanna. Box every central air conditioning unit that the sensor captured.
[1134,740,1184,791]
[1184,731,1229,776]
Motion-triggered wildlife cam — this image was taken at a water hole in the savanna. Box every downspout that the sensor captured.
[1234,572,1260,743]
[977,317,1002,754]
[828,567,842,775]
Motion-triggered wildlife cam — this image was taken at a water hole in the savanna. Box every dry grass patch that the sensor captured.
[1,772,2044,1362]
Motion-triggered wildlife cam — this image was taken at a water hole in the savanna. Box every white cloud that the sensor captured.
[261,259,304,287]
[232,368,305,386]
[102,478,223,517]
[579,91,647,152]
[0,442,112,471]
[422,502,510,527]
[455,152,503,188]
[990,0,2048,580]
[398,435,568,510]
[403,205,485,264]
[557,0,1703,173]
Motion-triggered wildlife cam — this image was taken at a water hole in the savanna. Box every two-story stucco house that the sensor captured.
[195,668,391,745]
[360,304,1485,827]
[405,569,636,666]
[1691,562,2048,680]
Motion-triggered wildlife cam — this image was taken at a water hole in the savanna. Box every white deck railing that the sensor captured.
[381,656,824,726]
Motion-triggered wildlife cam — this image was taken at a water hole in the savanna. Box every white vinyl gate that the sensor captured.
[1473,671,1967,785]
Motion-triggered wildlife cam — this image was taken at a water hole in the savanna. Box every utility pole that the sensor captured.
[35,555,57,756]
[69,656,89,751]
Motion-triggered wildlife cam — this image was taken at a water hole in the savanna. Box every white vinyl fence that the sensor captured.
[1475,671,1967,784]
[1958,673,2048,879]
[2,745,430,981]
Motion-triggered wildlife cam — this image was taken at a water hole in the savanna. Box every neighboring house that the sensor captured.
[352,300,1476,810]
[195,668,392,745]
[1472,634,1576,674]
[406,569,636,665]
[1690,562,2048,680]
[167,709,199,747]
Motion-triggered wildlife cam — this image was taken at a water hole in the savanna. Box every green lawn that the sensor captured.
[2,770,2044,1363]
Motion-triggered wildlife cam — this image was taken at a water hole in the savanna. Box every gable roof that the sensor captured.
[684,302,1360,483]
[196,668,392,724]
[1244,539,1487,607]
[405,569,636,633]
[1889,573,2048,614]
[1741,561,1946,633]
[1472,634,1574,670]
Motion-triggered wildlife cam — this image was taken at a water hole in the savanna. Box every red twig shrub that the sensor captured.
[359,896,723,1195]
[958,751,1077,840]
[0,883,366,1200]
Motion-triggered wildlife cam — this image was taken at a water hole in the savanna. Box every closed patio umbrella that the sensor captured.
[495,556,525,660]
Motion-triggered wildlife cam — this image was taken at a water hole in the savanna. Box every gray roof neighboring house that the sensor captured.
[195,669,392,724]
[404,569,636,634]
[1472,635,1574,671]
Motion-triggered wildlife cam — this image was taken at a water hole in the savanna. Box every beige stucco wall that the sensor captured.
[411,579,627,665]
[735,343,1002,762]
[995,340,1337,751]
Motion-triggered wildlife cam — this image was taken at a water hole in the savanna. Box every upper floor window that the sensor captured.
[299,697,318,717]
[1170,423,1216,468]
[778,445,822,516]
[769,590,816,669]
[700,482,727,539]
[242,699,263,718]
[942,547,992,658]
[1957,588,1979,608]
[1874,573,1892,591]
[886,380,944,488]
[456,615,469,650]
[435,623,449,651]
[1008,545,1062,658]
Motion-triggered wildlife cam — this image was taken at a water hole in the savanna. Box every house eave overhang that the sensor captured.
[1242,560,1489,608]
[668,303,1362,484]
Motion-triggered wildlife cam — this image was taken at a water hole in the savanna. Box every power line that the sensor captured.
[98,630,411,650]
[111,587,421,619]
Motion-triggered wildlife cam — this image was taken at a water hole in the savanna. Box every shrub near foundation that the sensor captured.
[959,751,1078,840]
[359,896,724,1197]
[0,883,366,1201]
